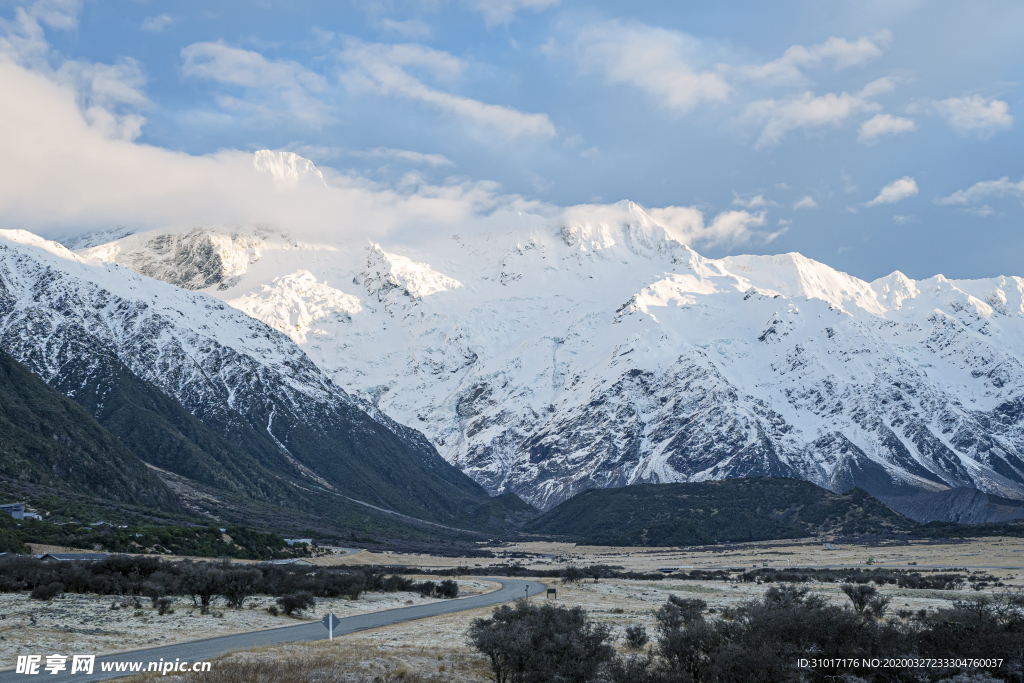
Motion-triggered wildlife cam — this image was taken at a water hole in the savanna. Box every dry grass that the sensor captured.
[120,641,492,683]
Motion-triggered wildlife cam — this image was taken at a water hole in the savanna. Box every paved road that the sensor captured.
[0,579,546,682]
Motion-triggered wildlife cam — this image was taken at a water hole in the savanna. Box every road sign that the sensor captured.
[322,612,341,640]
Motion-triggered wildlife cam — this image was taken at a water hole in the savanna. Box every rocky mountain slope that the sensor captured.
[76,152,1024,513]
[0,229,513,538]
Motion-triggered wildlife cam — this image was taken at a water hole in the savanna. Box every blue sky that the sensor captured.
[1,0,1022,280]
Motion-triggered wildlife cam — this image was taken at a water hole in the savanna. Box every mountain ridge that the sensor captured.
[58,164,1024,512]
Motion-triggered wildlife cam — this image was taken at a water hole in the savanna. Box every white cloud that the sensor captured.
[893,214,913,224]
[745,89,881,148]
[464,0,559,27]
[140,14,175,33]
[339,40,555,138]
[793,195,817,209]
[573,21,730,114]
[857,113,915,145]
[0,55,552,239]
[181,42,332,128]
[644,206,780,247]
[932,95,1013,137]
[378,19,431,39]
[935,176,1024,205]
[737,31,891,86]
[2,3,149,140]
[731,192,777,208]
[0,49,803,265]
[352,147,454,167]
[866,176,918,206]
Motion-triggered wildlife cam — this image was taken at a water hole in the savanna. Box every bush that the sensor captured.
[157,597,175,615]
[277,591,315,616]
[468,600,613,683]
[436,579,458,599]
[30,582,63,601]
[624,624,649,650]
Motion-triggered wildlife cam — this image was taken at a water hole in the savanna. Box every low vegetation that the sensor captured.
[469,587,1024,682]
[0,511,309,559]
[0,555,459,611]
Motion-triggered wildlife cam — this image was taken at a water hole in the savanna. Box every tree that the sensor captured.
[468,600,613,683]
[181,563,224,612]
[221,567,261,608]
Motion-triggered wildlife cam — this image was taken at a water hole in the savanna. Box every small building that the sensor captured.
[284,538,313,546]
[1,503,25,519]
[39,553,110,563]
[262,558,314,566]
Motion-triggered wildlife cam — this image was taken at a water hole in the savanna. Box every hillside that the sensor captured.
[525,478,919,546]
[0,350,177,511]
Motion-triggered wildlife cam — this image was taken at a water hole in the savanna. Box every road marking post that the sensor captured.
[321,612,341,641]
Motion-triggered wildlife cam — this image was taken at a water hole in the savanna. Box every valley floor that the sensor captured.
[119,563,1024,682]
[20,536,1019,682]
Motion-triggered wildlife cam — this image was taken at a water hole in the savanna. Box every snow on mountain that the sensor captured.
[75,164,1024,510]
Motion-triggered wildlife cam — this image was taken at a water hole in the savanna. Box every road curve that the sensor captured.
[0,579,546,682]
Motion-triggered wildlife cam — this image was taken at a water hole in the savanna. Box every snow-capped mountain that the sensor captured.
[0,228,496,527]
[76,155,1024,511]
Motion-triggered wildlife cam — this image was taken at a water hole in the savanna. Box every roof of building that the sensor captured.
[38,553,110,562]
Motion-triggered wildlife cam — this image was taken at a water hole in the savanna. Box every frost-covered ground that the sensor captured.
[0,580,496,667]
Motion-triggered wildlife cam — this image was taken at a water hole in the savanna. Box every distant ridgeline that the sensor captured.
[525,477,1024,546]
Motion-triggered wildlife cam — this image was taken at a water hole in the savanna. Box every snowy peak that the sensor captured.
[229,270,363,345]
[721,252,887,316]
[359,243,462,307]
[871,270,920,310]
[559,200,682,262]
[253,150,326,188]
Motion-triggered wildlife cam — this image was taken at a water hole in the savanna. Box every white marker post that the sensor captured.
[321,612,340,641]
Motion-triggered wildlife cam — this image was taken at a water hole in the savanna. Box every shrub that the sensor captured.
[277,591,315,616]
[468,600,613,683]
[30,582,63,601]
[624,624,649,650]
[157,597,175,615]
[841,583,877,612]
[436,579,458,599]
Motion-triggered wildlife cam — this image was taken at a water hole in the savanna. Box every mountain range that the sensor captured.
[60,151,1024,518]
[1,150,1023,535]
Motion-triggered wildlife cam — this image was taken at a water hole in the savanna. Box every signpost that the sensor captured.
[322,612,341,641]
